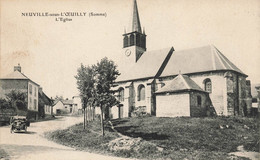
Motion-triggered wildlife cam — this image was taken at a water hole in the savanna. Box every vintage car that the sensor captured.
[10,116,30,133]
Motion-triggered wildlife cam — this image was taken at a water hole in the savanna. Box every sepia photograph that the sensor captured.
[0,0,259,159]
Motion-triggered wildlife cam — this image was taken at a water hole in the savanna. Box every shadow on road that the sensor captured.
[11,131,37,134]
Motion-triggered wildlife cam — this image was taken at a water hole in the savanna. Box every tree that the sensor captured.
[93,57,120,136]
[5,90,27,111]
[0,98,9,110]
[75,57,120,135]
[75,64,95,129]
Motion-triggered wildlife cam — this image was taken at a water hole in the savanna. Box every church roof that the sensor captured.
[131,0,142,33]
[155,74,205,94]
[116,47,174,82]
[160,45,246,77]
[0,70,40,86]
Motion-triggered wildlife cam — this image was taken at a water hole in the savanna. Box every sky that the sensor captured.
[1,0,260,99]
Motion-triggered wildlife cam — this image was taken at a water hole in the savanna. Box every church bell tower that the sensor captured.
[123,0,146,63]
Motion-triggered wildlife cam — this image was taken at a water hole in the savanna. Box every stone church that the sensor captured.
[110,0,252,118]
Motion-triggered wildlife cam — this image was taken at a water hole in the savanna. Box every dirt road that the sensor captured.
[0,116,128,160]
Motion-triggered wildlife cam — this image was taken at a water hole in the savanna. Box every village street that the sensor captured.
[0,116,128,160]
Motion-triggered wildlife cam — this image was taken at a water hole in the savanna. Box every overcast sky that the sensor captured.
[1,0,259,99]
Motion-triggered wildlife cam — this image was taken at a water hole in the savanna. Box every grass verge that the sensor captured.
[0,148,9,159]
[45,116,259,159]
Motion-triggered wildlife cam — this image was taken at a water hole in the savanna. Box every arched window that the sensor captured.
[138,85,145,101]
[130,34,135,46]
[118,88,124,102]
[123,36,128,48]
[197,96,201,106]
[136,34,140,47]
[204,78,212,93]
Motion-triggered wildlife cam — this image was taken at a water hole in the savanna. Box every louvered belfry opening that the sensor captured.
[123,0,146,50]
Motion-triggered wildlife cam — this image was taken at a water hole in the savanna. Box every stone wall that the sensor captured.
[238,76,248,116]
[189,72,226,115]
[189,91,210,117]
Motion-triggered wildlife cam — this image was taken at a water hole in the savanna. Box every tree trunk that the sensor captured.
[83,107,86,130]
[93,106,95,121]
[100,106,104,136]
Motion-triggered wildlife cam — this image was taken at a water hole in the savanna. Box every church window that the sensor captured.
[123,36,128,48]
[197,96,201,106]
[138,85,145,101]
[118,88,124,102]
[136,34,140,47]
[130,34,135,46]
[204,79,212,93]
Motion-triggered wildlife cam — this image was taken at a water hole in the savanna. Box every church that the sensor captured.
[110,0,252,118]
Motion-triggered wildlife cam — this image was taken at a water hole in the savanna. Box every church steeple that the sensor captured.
[132,0,142,33]
[123,0,146,62]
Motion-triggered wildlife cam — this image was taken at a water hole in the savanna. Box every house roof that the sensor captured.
[160,45,246,77]
[62,99,74,105]
[1,70,29,80]
[155,74,205,94]
[39,91,52,105]
[0,70,40,86]
[116,47,174,82]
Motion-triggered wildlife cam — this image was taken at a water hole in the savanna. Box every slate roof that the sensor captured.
[0,70,40,86]
[62,100,74,105]
[131,0,142,33]
[1,70,29,80]
[116,45,245,82]
[160,45,245,77]
[39,91,52,105]
[155,74,205,94]
[116,47,174,82]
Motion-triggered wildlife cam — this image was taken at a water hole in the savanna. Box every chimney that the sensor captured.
[39,87,43,94]
[14,63,21,72]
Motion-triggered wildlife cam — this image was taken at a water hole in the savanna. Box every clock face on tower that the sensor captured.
[125,49,131,57]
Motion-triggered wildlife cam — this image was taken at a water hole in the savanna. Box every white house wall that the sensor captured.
[52,101,64,114]
[27,81,38,112]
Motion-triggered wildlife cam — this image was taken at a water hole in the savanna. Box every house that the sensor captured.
[72,96,83,115]
[62,99,74,113]
[52,99,74,115]
[38,87,53,118]
[0,64,40,120]
[110,0,252,118]
[251,84,260,116]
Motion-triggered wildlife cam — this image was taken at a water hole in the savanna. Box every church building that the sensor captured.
[111,0,252,118]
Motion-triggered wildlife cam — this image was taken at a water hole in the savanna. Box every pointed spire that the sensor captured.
[143,27,145,34]
[132,0,142,33]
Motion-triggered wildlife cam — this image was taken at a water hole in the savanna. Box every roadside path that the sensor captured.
[0,116,129,160]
